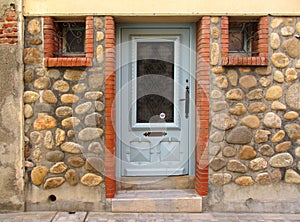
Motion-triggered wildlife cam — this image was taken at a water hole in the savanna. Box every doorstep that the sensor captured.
[111,189,202,213]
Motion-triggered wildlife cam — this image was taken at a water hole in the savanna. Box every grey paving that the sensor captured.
[0,212,299,222]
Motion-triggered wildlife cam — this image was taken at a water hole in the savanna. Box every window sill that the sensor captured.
[222,56,268,66]
[44,57,92,67]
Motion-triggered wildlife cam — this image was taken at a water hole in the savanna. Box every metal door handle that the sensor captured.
[185,86,189,118]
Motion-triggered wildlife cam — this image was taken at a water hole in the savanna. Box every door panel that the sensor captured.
[118,27,193,176]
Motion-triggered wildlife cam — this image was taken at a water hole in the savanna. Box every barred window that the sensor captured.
[229,19,259,56]
[55,21,86,56]
[43,16,94,67]
[221,16,268,66]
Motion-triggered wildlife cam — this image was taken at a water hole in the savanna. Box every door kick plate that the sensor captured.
[143,131,167,137]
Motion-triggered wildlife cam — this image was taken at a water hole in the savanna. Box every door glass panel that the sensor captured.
[136,42,174,123]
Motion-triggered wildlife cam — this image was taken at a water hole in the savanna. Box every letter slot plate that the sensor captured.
[143,131,167,137]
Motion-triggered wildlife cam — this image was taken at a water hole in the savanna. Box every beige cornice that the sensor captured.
[24,0,300,17]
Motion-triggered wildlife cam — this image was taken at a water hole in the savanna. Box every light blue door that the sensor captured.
[117,25,195,176]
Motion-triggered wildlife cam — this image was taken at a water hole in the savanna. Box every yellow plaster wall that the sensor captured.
[24,0,300,17]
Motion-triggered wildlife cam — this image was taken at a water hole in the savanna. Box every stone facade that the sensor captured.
[208,16,300,212]
[22,14,300,213]
[1,2,300,212]
[24,17,107,211]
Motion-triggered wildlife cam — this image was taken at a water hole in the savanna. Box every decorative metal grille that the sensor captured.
[54,21,85,56]
[229,20,259,56]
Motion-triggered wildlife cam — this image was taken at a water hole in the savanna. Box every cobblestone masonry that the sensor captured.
[23,15,300,212]
[209,17,300,187]
[24,17,107,211]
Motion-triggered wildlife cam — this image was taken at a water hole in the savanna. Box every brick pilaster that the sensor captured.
[104,16,116,198]
[195,16,210,196]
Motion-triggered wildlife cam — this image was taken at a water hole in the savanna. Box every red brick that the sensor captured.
[85,29,94,35]
[47,30,56,36]
[56,58,63,67]
[44,17,54,24]
[105,18,115,26]
[238,57,242,64]
[105,43,116,49]
[6,11,17,21]
[86,20,94,26]
[44,58,49,66]
[85,38,93,44]
[86,24,94,29]
[201,24,210,29]
[105,25,115,30]
[195,19,210,196]
[4,32,17,38]
[260,53,268,57]
[43,25,55,30]
[44,39,55,45]
[85,53,93,59]
[105,38,116,44]
[44,43,54,49]
[48,58,57,67]
[65,59,72,67]
[86,58,93,66]
[105,34,115,39]
[85,34,94,39]
[68,58,75,66]
[104,16,117,198]
[2,22,17,28]
[60,58,67,66]
[256,56,261,64]
[261,57,268,65]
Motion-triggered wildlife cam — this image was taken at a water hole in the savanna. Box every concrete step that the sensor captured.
[111,189,202,213]
[117,176,195,190]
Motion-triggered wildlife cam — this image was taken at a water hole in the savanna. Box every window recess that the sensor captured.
[43,16,94,67]
[221,16,268,66]
[54,20,86,57]
[229,20,259,56]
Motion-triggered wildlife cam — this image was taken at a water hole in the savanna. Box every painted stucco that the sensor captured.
[23,0,300,17]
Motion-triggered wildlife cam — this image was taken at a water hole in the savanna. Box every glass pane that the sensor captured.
[136,42,174,123]
[229,28,244,52]
[65,22,85,53]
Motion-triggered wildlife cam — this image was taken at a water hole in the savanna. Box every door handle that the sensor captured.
[185,86,189,118]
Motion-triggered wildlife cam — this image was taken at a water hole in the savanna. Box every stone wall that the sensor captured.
[208,16,300,212]
[21,14,300,213]
[0,0,24,213]
[24,17,107,211]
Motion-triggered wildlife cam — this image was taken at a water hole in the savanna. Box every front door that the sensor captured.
[117,25,195,176]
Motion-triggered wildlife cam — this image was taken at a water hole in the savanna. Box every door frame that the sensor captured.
[115,23,196,179]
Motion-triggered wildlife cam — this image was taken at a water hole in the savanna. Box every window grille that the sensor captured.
[54,21,86,56]
[229,19,259,56]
